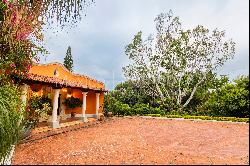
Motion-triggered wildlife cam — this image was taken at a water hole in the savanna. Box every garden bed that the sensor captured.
[145,114,249,123]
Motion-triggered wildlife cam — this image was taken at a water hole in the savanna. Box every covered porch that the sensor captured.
[19,63,107,129]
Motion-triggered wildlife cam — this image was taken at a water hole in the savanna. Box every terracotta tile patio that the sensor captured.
[12,117,249,165]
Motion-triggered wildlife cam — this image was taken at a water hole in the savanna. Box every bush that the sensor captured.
[104,94,166,116]
[145,114,249,123]
[29,96,52,111]
[0,84,24,162]
[24,96,52,129]
[104,95,119,116]
[150,107,165,115]
[132,103,151,115]
[204,76,249,118]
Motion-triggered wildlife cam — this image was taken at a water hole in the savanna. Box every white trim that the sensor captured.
[95,93,100,117]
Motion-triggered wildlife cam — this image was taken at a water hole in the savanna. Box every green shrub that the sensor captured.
[150,107,165,115]
[165,115,183,118]
[24,96,52,129]
[146,114,161,117]
[29,96,52,111]
[118,103,132,116]
[204,75,249,118]
[145,114,249,123]
[0,84,24,162]
[132,103,151,115]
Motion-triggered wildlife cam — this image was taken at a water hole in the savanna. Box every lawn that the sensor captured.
[12,117,249,165]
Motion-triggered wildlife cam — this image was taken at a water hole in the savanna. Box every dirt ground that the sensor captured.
[12,117,249,165]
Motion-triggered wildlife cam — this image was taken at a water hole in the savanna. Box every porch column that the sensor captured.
[51,88,60,128]
[95,93,100,118]
[20,84,29,123]
[81,92,88,122]
[20,84,29,106]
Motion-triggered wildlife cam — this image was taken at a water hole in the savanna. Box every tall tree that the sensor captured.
[64,46,74,72]
[123,10,235,111]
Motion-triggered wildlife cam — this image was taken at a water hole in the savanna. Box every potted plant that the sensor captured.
[63,96,82,116]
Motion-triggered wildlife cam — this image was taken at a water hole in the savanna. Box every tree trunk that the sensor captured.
[183,75,206,108]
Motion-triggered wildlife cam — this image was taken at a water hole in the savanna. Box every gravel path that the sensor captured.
[12,117,249,165]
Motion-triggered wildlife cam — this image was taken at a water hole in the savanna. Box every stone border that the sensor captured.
[19,118,114,144]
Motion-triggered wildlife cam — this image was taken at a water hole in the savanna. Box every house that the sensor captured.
[19,62,107,128]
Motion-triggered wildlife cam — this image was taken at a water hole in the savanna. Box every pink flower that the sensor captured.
[11,12,17,24]
[10,63,16,68]
[26,64,32,70]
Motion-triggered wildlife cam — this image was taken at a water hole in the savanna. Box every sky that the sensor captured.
[41,0,249,90]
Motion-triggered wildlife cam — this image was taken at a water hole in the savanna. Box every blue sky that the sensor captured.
[41,0,249,90]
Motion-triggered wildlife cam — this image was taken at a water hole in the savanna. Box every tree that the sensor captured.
[123,10,235,111]
[110,80,154,107]
[63,46,74,72]
[183,72,229,113]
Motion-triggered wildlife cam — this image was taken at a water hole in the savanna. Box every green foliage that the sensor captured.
[105,74,249,119]
[104,95,166,116]
[63,46,74,72]
[24,96,52,129]
[132,103,151,115]
[145,114,249,123]
[0,84,23,162]
[110,80,155,106]
[204,75,249,118]
[104,96,132,116]
[114,102,132,116]
[63,96,82,109]
[182,73,230,113]
[29,96,52,111]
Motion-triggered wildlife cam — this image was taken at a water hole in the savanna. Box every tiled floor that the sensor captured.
[33,118,97,134]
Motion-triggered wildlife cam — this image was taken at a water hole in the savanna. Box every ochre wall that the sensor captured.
[86,91,96,114]
[62,89,104,115]
[65,89,83,114]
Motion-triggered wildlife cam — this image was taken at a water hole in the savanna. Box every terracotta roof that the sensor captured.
[23,62,107,91]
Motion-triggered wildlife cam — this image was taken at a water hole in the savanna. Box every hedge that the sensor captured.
[145,114,249,123]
